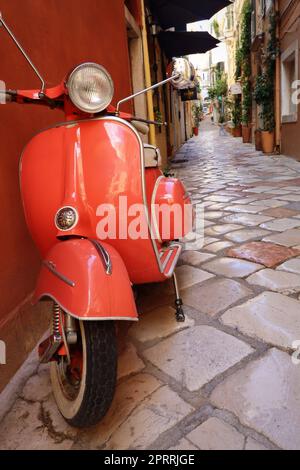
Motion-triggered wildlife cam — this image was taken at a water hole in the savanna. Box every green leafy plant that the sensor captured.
[192,104,202,128]
[239,0,252,126]
[253,12,279,132]
[212,19,220,38]
[154,107,163,125]
[208,69,228,100]
[253,73,275,131]
[232,96,242,127]
[235,46,242,81]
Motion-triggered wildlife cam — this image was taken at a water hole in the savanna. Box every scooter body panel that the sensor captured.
[20,117,192,285]
[20,117,164,283]
[34,238,138,320]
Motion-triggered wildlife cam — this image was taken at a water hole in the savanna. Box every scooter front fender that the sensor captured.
[33,239,138,321]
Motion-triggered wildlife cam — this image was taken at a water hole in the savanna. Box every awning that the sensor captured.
[149,0,232,30]
[157,31,220,58]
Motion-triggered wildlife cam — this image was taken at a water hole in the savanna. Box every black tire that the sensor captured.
[51,320,117,428]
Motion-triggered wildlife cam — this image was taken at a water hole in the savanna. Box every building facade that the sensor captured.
[279,0,300,160]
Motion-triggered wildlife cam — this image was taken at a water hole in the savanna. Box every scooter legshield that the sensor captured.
[33,238,138,321]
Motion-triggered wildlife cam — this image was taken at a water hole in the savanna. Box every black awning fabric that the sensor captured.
[149,0,231,30]
[157,31,220,58]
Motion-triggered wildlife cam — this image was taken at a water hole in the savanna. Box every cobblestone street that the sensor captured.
[2,119,300,450]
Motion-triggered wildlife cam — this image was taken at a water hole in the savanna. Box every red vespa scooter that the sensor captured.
[0,15,194,427]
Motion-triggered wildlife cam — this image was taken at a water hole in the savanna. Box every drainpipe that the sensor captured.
[275,0,281,152]
[141,0,156,146]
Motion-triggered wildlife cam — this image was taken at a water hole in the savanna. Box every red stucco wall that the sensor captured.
[0,0,132,322]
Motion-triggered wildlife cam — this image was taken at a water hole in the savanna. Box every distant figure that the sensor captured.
[219,122,228,136]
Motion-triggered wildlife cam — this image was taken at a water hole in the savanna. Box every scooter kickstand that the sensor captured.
[173,273,185,322]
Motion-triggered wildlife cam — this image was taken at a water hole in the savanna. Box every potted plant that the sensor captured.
[232,97,242,137]
[242,80,252,143]
[253,72,275,153]
[255,129,263,151]
[192,104,201,136]
[253,13,278,153]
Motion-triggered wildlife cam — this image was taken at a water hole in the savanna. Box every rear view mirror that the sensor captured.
[169,58,195,89]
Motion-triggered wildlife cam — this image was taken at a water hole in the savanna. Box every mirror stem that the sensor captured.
[116,73,180,115]
[0,15,45,93]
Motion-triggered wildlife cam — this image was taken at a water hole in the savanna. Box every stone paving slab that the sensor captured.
[186,417,245,450]
[174,265,215,290]
[182,278,252,316]
[247,269,300,294]
[204,241,234,253]
[221,292,300,349]
[202,257,263,278]
[211,349,300,450]
[0,400,74,450]
[205,224,242,236]
[87,374,162,448]
[129,306,194,343]
[143,326,254,392]
[245,438,268,450]
[104,386,194,450]
[180,250,216,266]
[226,242,299,268]
[223,205,268,214]
[277,258,300,275]
[263,229,300,247]
[222,213,274,227]
[251,199,288,208]
[260,218,300,232]
[261,207,299,218]
[118,343,145,379]
[169,439,198,451]
[225,228,271,243]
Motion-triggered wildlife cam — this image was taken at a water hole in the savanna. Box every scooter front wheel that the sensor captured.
[50,317,117,428]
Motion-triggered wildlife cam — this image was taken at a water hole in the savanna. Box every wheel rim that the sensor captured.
[54,315,83,402]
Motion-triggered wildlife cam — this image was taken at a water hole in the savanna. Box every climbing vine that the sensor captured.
[240,0,252,126]
[253,11,279,131]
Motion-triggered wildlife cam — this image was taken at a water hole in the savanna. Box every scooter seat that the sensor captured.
[144,144,162,168]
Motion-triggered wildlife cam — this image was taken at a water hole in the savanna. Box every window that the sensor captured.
[225,5,234,31]
[281,41,299,123]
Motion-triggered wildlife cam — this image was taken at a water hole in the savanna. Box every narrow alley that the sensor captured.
[1,119,300,451]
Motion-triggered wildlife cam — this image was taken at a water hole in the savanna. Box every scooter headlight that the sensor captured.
[67,63,114,114]
[55,207,79,231]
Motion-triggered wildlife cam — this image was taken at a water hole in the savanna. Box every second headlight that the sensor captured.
[67,62,114,114]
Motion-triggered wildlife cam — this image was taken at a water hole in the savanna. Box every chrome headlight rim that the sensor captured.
[55,206,79,232]
[66,62,114,114]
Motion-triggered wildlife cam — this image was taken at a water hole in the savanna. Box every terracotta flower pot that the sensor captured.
[261,130,275,154]
[255,130,262,151]
[233,125,242,138]
[193,127,199,136]
[242,125,252,143]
